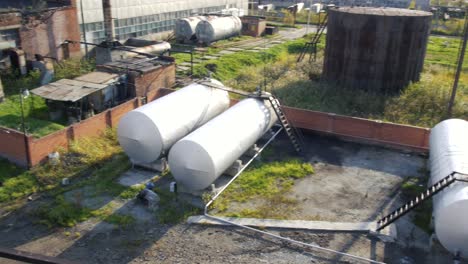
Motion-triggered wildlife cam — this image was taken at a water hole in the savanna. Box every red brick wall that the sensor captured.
[0,127,28,167]
[29,128,69,166]
[130,64,176,97]
[0,12,21,28]
[19,7,80,61]
[0,88,434,167]
[282,106,430,152]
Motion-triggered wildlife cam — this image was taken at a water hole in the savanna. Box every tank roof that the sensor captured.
[332,7,432,17]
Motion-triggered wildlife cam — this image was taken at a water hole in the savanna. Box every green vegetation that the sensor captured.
[0,59,95,138]
[0,129,125,203]
[212,159,313,219]
[155,187,201,224]
[192,38,312,81]
[425,36,463,68]
[432,18,465,36]
[199,35,466,128]
[401,176,433,233]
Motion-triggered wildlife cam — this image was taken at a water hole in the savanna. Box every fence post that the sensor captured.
[106,110,113,128]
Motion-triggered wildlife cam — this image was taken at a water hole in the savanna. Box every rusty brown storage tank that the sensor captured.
[323,7,432,93]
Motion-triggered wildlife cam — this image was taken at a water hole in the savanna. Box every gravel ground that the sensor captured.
[0,134,456,264]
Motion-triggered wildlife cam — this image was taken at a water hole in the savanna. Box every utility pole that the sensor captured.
[79,0,88,57]
[447,10,468,118]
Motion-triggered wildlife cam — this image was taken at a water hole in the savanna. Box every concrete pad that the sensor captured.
[118,169,159,187]
[187,215,396,241]
[177,66,190,71]
[219,50,235,55]
[179,62,193,66]
[201,55,219,60]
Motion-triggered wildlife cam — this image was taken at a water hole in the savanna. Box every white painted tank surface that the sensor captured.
[195,16,242,44]
[169,98,278,191]
[117,80,229,164]
[130,41,171,56]
[429,119,468,257]
[175,16,206,42]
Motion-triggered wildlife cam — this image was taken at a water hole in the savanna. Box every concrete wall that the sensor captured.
[323,7,432,93]
[19,7,81,60]
[0,88,434,167]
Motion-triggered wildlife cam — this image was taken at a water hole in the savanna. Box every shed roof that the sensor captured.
[100,56,174,74]
[31,78,109,102]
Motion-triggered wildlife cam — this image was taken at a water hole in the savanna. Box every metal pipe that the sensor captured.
[79,0,88,56]
[203,127,385,264]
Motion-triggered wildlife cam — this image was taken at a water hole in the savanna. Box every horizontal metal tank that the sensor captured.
[175,16,206,42]
[169,98,277,190]
[323,7,432,93]
[429,119,468,257]
[117,80,230,164]
[195,16,242,44]
[131,42,171,56]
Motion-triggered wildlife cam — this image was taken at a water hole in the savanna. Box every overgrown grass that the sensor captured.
[192,39,307,81]
[0,129,125,203]
[155,187,201,224]
[431,18,465,37]
[425,36,463,69]
[401,176,433,233]
[0,59,95,137]
[212,159,313,219]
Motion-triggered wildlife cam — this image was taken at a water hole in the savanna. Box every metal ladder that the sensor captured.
[297,13,328,62]
[267,96,304,153]
[376,172,461,231]
[197,80,304,154]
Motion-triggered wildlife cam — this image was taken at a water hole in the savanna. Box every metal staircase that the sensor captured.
[267,96,304,153]
[297,13,328,62]
[197,80,304,154]
[375,172,464,231]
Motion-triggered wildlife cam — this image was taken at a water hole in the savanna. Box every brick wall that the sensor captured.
[0,87,434,167]
[130,64,176,97]
[282,106,430,152]
[19,7,81,61]
[0,127,29,167]
[0,12,21,28]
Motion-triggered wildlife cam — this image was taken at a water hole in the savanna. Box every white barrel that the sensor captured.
[429,119,468,257]
[175,16,206,42]
[117,80,229,163]
[169,98,277,190]
[195,16,242,44]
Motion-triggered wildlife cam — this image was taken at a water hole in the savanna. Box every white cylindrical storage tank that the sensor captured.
[175,16,206,42]
[117,80,230,164]
[429,119,468,257]
[131,42,171,56]
[169,98,278,191]
[195,16,242,44]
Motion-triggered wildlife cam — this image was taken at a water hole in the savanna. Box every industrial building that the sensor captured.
[254,0,430,10]
[77,0,249,44]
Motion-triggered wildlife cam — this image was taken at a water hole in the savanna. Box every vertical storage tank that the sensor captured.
[195,16,242,44]
[323,7,432,93]
[117,80,230,164]
[175,16,206,42]
[168,98,277,190]
[429,119,468,257]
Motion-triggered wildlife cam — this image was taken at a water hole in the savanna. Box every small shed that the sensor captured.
[97,56,175,97]
[240,16,266,37]
[31,72,121,123]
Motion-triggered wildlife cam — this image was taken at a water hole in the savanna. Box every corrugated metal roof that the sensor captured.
[74,71,119,85]
[31,78,108,102]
